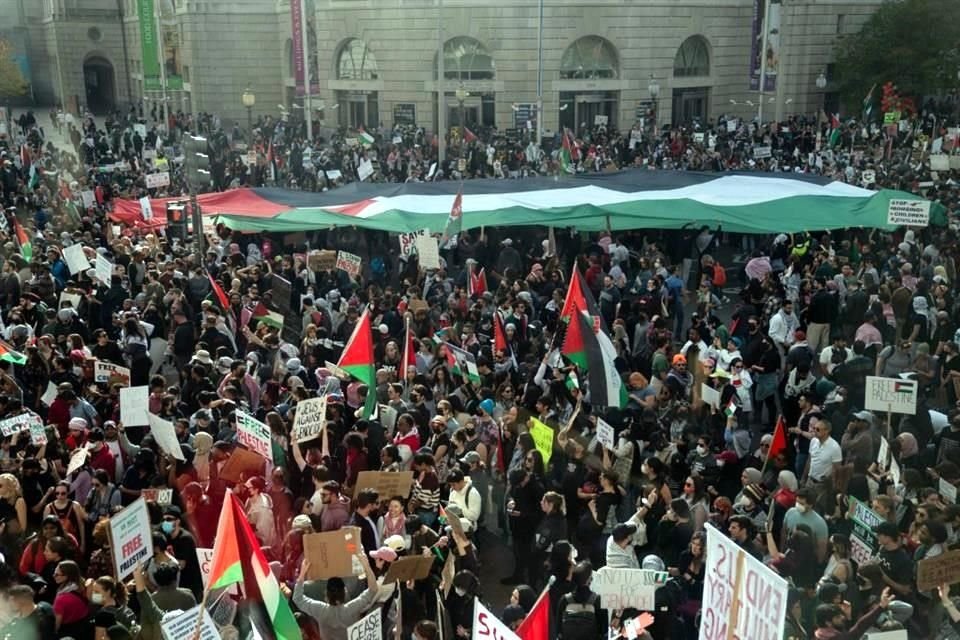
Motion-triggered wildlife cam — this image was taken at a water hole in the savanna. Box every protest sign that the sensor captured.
[197,548,214,587]
[940,477,957,504]
[848,497,883,565]
[146,413,186,461]
[139,196,153,220]
[29,422,47,446]
[865,632,907,640]
[96,253,113,284]
[889,455,901,487]
[592,567,669,611]
[63,244,90,274]
[415,233,441,269]
[94,361,131,386]
[701,383,720,409]
[378,404,398,431]
[931,154,950,171]
[81,190,95,209]
[887,199,931,228]
[40,381,58,406]
[917,548,960,591]
[236,410,273,460]
[726,119,738,133]
[358,159,374,181]
[472,598,520,640]
[159,604,219,640]
[528,418,554,462]
[596,417,615,451]
[336,251,363,278]
[141,488,173,505]
[347,607,382,640]
[753,145,772,159]
[0,412,40,437]
[145,171,170,188]
[382,555,434,583]
[877,436,889,471]
[309,250,337,271]
[59,290,83,311]
[700,523,787,640]
[864,376,917,415]
[353,470,414,500]
[292,396,327,443]
[325,169,342,181]
[119,386,149,426]
[108,497,153,580]
[303,527,362,579]
[219,447,266,483]
[325,360,352,380]
[67,448,89,476]
[398,229,428,258]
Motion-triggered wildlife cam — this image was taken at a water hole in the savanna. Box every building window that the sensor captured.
[337,39,379,81]
[673,36,710,77]
[836,14,846,34]
[560,36,618,80]
[88,27,102,42]
[438,36,495,81]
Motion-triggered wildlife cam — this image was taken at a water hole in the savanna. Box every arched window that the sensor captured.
[560,36,618,80]
[438,36,495,81]
[674,36,710,77]
[337,39,379,81]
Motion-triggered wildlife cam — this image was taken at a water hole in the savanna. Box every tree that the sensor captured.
[0,38,28,98]
[835,0,960,118]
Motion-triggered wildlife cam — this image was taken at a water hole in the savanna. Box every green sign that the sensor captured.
[138,0,184,91]
[883,111,901,125]
[848,498,883,565]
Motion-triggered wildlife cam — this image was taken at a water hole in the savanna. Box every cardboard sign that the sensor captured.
[218,447,266,483]
[109,497,154,580]
[353,470,414,500]
[917,548,960,592]
[303,527,362,579]
[415,233,441,270]
[94,361,131,386]
[528,418,554,462]
[398,229,428,258]
[236,409,273,460]
[865,376,918,415]
[887,199,931,228]
[141,488,173,505]
[472,598,520,640]
[596,417,615,451]
[292,396,327,443]
[63,244,90,275]
[0,412,40,437]
[382,555,434,583]
[145,171,170,189]
[940,477,957,504]
[347,606,382,640]
[119,386,149,426]
[146,413,186,461]
[592,567,669,611]
[196,547,214,587]
[309,250,337,271]
[336,251,362,278]
[159,604,219,640]
[848,497,883,565]
[96,253,113,284]
[700,523,787,640]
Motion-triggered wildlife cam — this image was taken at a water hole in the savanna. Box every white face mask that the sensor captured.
[454,587,467,597]
[738,496,754,510]
[91,592,104,605]
[696,445,708,456]
[796,504,809,514]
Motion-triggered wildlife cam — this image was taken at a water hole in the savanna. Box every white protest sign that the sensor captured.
[96,253,113,284]
[415,233,441,269]
[889,455,901,487]
[877,436,889,471]
[726,119,738,133]
[941,477,957,504]
[0,412,41,437]
[160,604,219,640]
[693,132,705,144]
[472,598,519,640]
[865,376,918,415]
[346,606,382,640]
[887,199,931,227]
[358,159,374,182]
[398,229,427,258]
[592,567,669,611]
[596,417,615,451]
[292,396,327,443]
[700,523,787,640]
[109,497,154,580]
[931,155,950,171]
[141,488,173,505]
[119,386,149,426]
[392,135,403,145]
[147,413,186,461]
[701,383,720,410]
[753,145,772,159]
[40,381,58,406]
[594,115,608,126]
[336,251,363,278]
[145,172,170,189]
[29,421,47,446]
[197,548,214,587]
[325,169,342,181]
[67,448,89,476]
[428,162,437,179]
[236,409,273,460]
[134,123,147,138]
[81,190,95,209]
[95,361,131,386]
[862,169,876,184]
[63,244,90,275]
[139,196,153,221]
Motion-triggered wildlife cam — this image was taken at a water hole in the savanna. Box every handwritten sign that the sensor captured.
[887,199,931,228]
[94,361,131,386]
[95,253,113,285]
[592,567,669,611]
[917,548,960,592]
[218,447,266,483]
[382,555,434,583]
[236,410,273,460]
[848,498,883,565]
[197,547,213,586]
[292,396,327,444]
[309,250,337,271]
[336,251,362,278]
[472,598,520,640]
[347,606,382,640]
[701,383,720,410]
[865,376,917,415]
[596,417,615,451]
[528,418,554,463]
[0,412,41,437]
[29,422,47,446]
[67,449,89,476]
[145,171,170,189]
[303,526,362,579]
[63,244,90,275]
[398,229,428,258]
[353,470,414,500]
[700,523,787,640]
[141,488,173,505]
[940,478,957,504]
[415,233,441,269]
[108,497,153,580]
[119,386,149,426]
[146,413,186,461]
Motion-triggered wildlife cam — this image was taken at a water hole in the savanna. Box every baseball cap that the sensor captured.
[460,451,481,466]
[370,547,398,562]
[853,410,874,423]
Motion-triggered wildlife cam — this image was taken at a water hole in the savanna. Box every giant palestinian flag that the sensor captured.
[110,170,942,235]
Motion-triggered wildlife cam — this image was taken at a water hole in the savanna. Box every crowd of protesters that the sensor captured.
[0,96,958,640]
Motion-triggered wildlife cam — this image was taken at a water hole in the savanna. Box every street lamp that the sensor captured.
[242,86,256,135]
[648,75,660,129]
[455,83,469,175]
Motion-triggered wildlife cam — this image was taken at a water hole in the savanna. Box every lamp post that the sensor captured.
[815,70,827,117]
[455,83,469,175]
[648,75,660,130]
[242,86,256,135]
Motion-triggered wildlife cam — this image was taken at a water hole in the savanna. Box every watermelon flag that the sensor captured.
[28,164,40,190]
[768,416,788,461]
[12,218,31,262]
[516,582,551,640]
[251,302,283,330]
[337,305,377,419]
[565,370,579,392]
[440,187,463,247]
[559,129,575,174]
[207,490,302,640]
[468,267,487,297]
[578,311,626,408]
[0,340,27,365]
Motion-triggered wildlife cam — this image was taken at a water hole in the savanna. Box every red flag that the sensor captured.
[440,188,463,246]
[469,267,487,297]
[516,583,550,640]
[208,272,230,310]
[768,416,788,461]
[402,320,417,370]
[493,311,507,354]
[464,126,478,143]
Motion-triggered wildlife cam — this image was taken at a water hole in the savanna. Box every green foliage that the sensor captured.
[835,0,960,116]
[0,39,28,98]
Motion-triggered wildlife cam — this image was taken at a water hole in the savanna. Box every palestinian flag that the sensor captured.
[468,266,487,297]
[402,319,417,372]
[440,187,463,247]
[862,84,876,121]
[578,311,626,409]
[444,341,480,385]
[208,490,301,640]
[828,114,842,148]
[561,298,587,370]
[251,302,283,330]
[337,306,376,419]
[28,165,40,190]
[12,218,31,262]
[768,416,788,461]
[0,340,26,365]
[463,126,478,143]
[208,272,230,310]
[559,128,575,174]
[893,381,914,393]
[565,370,579,392]
[492,312,517,370]
[560,268,603,329]
[358,127,375,146]
[724,397,738,417]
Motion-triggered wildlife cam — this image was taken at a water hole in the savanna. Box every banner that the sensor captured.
[749,0,781,92]
[290,0,319,96]
[236,410,273,460]
[137,0,160,90]
[292,396,327,443]
[109,497,153,580]
[700,523,787,640]
[472,598,519,640]
[591,567,669,611]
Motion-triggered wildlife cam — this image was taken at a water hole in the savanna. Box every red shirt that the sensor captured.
[53,590,88,624]
[88,445,115,477]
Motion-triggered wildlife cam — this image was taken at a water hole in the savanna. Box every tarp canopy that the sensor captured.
[110,170,945,234]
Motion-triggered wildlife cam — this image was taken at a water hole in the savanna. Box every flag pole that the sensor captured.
[403,314,411,392]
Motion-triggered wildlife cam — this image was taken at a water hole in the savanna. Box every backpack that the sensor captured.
[560,592,599,640]
[713,263,727,287]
